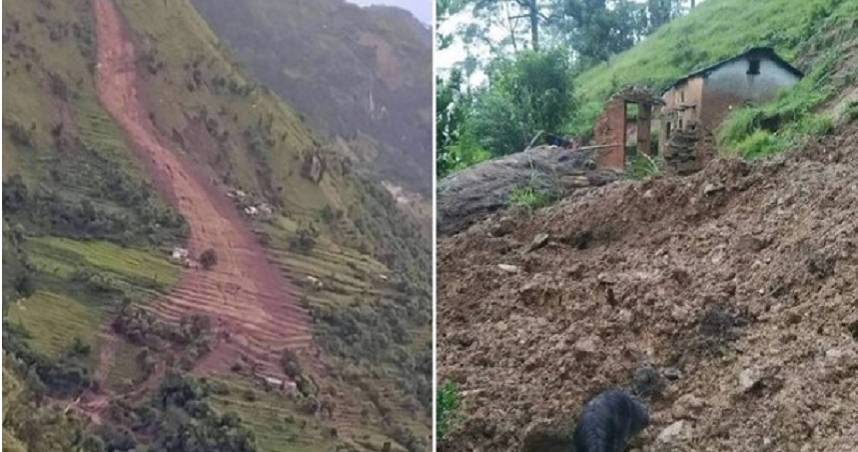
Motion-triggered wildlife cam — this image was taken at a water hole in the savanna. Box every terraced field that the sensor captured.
[6,291,103,360]
[256,216,431,446]
[207,376,338,452]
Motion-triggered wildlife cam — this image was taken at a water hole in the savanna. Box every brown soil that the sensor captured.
[439,124,858,451]
[92,0,310,388]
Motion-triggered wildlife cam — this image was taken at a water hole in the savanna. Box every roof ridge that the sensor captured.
[665,47,804,93]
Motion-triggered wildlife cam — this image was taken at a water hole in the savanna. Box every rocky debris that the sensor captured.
[520,422,574,452]
[438,124,858,451]
[437,146,621,236]
[497,264,521,273]
[657,420,692,444]
[573,336,602,357]
[738,367,763,393]
[525,233,550,253]
[671,393,705,420]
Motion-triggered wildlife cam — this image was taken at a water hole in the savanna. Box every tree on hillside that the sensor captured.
[199,248,217,270]
[468,49,575,156]
[445,0,556,54]
[554,0,648,64]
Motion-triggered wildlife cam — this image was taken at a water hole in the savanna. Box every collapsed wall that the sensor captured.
[663,126,716,175]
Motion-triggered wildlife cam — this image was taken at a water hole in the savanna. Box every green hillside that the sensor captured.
[191,0,434,196]
[570,0,858,155]
[3,0,430,450]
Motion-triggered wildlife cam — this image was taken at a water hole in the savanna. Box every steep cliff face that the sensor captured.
[190,0,433,197]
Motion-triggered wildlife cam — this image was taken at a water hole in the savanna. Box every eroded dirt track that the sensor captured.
[439,125,858,451]
[93,0,310,382]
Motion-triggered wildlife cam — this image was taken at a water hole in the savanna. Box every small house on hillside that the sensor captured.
[659,47,803,150]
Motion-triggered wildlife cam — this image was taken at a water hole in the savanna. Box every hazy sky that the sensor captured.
[347,0,432,25]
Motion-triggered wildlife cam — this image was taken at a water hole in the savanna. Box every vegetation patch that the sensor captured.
[509,185,556,210]
[26,236,180,291]
[207,376,337,452]
[437,381,460,440]
[627,152,664,180]
[6,291,102,360]
[570,0,856,136]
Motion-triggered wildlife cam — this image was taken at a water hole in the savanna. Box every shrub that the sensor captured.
[628,152,663,180]
[199,248,218,270]
[7,121,33,147]
[3,175,29,213]
[280,348,303,379]
[288,226,317,254]
[468,49,576,157]
[437,382,460,440]
[735,130,789,160]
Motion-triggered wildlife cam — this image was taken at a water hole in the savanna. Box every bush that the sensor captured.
[288,226,317,254]
[7,121,33,147]
[628,152,663,180]
[437,382,460,440]
[734,130,789,160]
[280,348,303,379]
[3,175,29,213]
[468,50,576,157]
[199,248,218,270]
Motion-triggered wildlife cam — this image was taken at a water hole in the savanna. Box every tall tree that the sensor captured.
[446,0,554,53]
[557,0,647,64]
[647,0,673,31]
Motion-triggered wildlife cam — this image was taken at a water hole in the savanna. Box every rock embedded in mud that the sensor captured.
[671,393,705,420]
[656,420,691,444]
[498,264,521,273]
[573,336,602,357]
[738,367,762,393]
[525,233,550,253]
[703,182,725,195]
[520,421,574,452]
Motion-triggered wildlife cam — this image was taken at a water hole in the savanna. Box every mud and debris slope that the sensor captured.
[438,123,858,451]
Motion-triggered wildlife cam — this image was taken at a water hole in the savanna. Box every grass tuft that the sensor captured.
[509,185,555,210]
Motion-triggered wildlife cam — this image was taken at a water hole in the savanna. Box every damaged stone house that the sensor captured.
[593,47,803,172]
[659,47,804,150]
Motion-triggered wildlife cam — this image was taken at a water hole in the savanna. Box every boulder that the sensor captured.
[438,146,621,235]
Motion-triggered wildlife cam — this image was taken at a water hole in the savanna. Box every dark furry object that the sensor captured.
[573,389,649,452]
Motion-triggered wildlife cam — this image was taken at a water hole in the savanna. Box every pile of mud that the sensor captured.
[438,124,858,451]
[438,146,621,236]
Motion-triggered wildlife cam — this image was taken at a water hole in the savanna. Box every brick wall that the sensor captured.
[593,98,626,169]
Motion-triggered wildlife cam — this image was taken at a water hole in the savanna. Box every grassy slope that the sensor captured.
[115,0,339,213]
[569,0,858,151]
[2,0,183,379]
[190,0,433,195]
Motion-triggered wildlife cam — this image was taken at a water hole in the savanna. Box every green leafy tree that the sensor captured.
[556,0,648,64]
[469,49,575,156]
